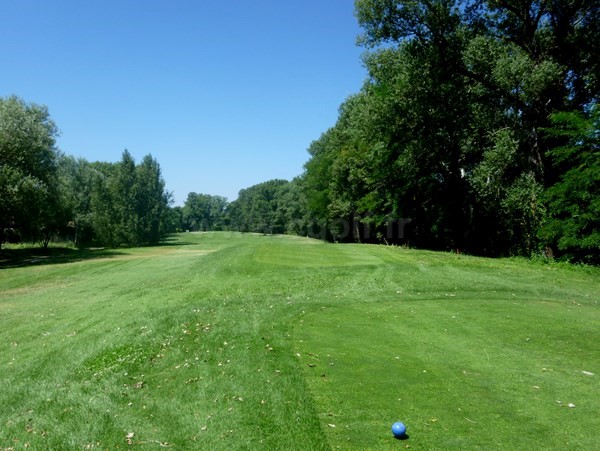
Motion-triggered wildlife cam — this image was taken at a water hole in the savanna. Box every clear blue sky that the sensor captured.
[1,0,367,205]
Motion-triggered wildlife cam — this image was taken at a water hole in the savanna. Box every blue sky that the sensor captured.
[1,0,367,204]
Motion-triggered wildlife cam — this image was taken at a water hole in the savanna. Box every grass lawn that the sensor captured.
[0,232,598,449]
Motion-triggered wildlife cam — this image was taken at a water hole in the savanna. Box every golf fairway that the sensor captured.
[1,232,598,449]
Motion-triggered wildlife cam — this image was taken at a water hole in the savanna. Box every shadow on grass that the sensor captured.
[394,433,410,441]
[154,239,197,247]
[0,234,202,269]
[0,246,126,269]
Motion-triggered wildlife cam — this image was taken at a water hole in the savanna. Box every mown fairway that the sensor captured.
[1,233,598,450]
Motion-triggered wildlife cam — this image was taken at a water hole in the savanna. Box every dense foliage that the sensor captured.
[0,96,61,248]
[0,98,172,249]
[181,192,228,231]
[79,151,172,247]
[226,179,307,235]
[540,107,600,264]
[298,0,599,261]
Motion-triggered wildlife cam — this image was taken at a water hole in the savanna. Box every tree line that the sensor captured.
[222,0,599,264]
[291,0,592,263]
[2,1,598,264]
[1,96,172,249]
[172,179,306,236]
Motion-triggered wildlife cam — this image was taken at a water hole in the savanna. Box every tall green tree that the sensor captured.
[334,0,476,249]
[0,96,60,249]
[90,161,120,246]
[57,156,99,246]
[112,150,138,245]
[303,128,339,235]
[134,154,171,244]
[540,107,600,263]
[89,151,171,247]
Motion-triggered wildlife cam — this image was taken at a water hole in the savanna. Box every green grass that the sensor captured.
[0,232,598,449]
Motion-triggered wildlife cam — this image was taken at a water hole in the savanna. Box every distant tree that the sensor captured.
[164,206,185,233]
[0,96,60,249]
[302,128,340,237]
[275,177,308,235]
[183,193,227,231]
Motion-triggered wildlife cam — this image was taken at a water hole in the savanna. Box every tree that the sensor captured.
[0,96,60,249]
[321,0,475,249]
[540,107,600,263]
[134,154,172,244]
[483,0,599,111]
[302,0,597,256]
[275,177,309,236]
[57,156,100,246]
[182,193,227,231]
[164,206,185,234]
[302,128,338,236]
[90,161,120,246]
[228,180,290,234]
[112,150,138,245]
[89,151,171,247]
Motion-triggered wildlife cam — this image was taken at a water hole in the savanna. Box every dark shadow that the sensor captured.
[151,234,198,247]
[0,235,200,269]
[102,235,198,250]
[154,240,197,247]
[394,433,410,441]
[0,247,125,269]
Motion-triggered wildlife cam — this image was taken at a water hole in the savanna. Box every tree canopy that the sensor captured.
[0,96,60,248]
[1,97,172,250]
[182,193,228,231]
[299,0,599,261]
